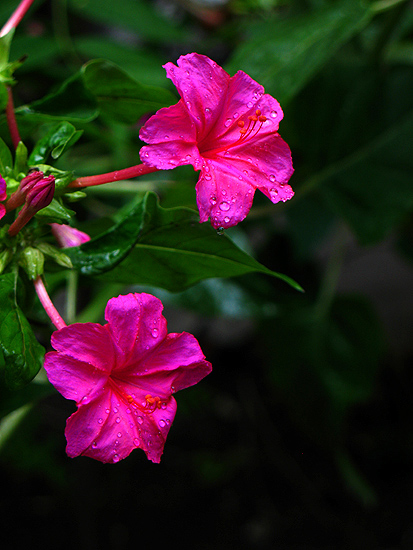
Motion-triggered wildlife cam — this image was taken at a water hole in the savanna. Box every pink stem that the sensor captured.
[34,276,67,331]
[68,163,160,188]
[0,0,36,37]
[5,86,21,150]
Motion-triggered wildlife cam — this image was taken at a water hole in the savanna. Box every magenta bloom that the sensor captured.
[0,174,6,220]
[43,293,211,464]
[139,53,294,229]
[50,223,91,248]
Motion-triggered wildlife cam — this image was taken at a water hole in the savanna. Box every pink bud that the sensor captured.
[25,175,55,211]
[8,174,55,237]
[50,223,91,248]
[6,170,54,212]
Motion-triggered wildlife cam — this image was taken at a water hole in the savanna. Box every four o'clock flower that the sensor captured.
[139,53,294,229]
[43,292,212,464]
[0,174,6,220]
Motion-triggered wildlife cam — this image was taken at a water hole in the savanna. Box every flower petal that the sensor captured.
[139,101,203,170]
[164,53,230,137]
[65,384,177,464]
[0,204,5,220]
[119,332,212,395]
[105,293,167,368]
[0,175,6,202]
[195,159,255,228]
[50,323,115,372]
[44,352,108,403]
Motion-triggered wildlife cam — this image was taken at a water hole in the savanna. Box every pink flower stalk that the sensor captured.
[8,173,55,236]
[50,223,91,248]
[0,174,6,220]
[139,53,294,229]
[43,293,212,464]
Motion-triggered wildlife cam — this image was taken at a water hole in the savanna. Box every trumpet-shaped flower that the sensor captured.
[139,53,294,229]
[43,293,212,464]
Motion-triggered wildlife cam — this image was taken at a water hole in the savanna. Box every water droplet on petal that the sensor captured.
[222,189,227,196]
[152,328,158,338]
[247,101,253,108]
[270,188,278,199]
[117,432,122,438]
[205,107,211,113]
[270,110,277,118]
[134,438,140,446]
[116,417,121,424]
[159,419,166,428]
[238,175,243,181]
[269,174,276,182]
[92,441,97,448]
[98,418,103,424]
[113,454,120,463]
[225,118,232,128]
[113,407,118,414]
[204,174,212,180]
[243,170,249,176]
[164,135,169,140]
[233,112,239,119]
[224,216,231,224]
[210,195,217,205]
[219,201,230,212]
[137,416,144,425]
[186,154,192,160]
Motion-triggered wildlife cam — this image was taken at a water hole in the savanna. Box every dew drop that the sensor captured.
[247,101,253,108]
[224,118,232,128]
[210,195,217,205]
[152,328,158,338]
[269,174,276,182]
[270,110,277,118]
[185,154,192,160]
[222,189,227,196]
[270,188,278,199]
[98,418,103,424]
[204,174,212,180]
[219,201,230,212]
[113,407,118,414]
[205,107,211,113]
[117,432,122,438]
[161,402,167,410]
[233,112,239,119]
[137,416,144,425]
[116,417,121,424]
[105,408,110,414]
[113,454,120,463]
[169,160,176,166]
[159,419,166,428]
[92,441,97,449]
[243,170,249,176]
[134,438,140,446]
[224,216,231,224]
[238,175,243,181]
[164,135,169,140]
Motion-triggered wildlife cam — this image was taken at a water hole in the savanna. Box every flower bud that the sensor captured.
[50,223,90,248]
[8,173,55,237]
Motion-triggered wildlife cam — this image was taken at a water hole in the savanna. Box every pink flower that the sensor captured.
[50,223,91,248]
[139,53,294,229]
[43,293,212,464]
[0,174,6,220]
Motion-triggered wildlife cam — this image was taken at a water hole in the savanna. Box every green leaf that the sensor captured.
[0,82,7,111]
[68,0,189,44]
[319,110,413,244]
[0,28,13,70]
[35,198,75,223]
[81,59,176,124]
[0,272,45,390]
[16,73,98,122]
[67,192,302,292]
[0,136,12,173]
[29,122,83,164]
[227,0,373,103]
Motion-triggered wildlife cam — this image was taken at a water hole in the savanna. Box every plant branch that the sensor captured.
[68,163,160,188]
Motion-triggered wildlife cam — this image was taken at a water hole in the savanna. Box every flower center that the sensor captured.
[202,109,268,157]
[108,377,166,414]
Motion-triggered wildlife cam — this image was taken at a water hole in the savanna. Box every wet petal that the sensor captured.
[164,53,229,138]
[105,293,167,368]
[50,323,115,372]
[43,352,108,403]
